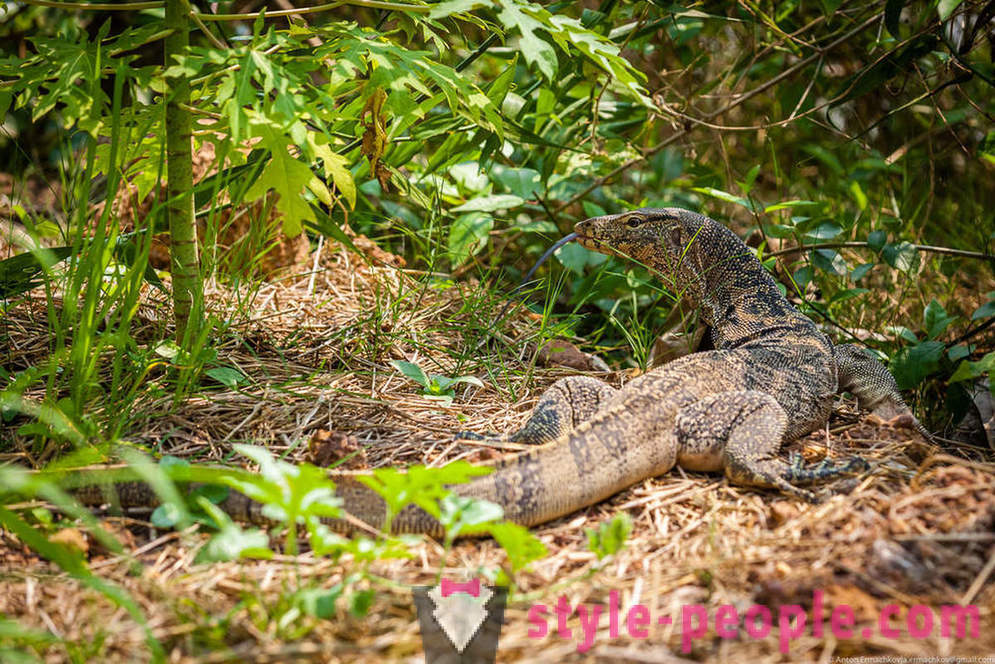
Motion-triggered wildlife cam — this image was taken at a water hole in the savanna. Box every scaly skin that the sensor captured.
[76,208,926,538]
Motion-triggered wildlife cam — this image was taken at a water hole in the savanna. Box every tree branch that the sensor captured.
[21,0,163,9]
[554,11,882,214]
[766,241,993,262]
[194,0,430,21]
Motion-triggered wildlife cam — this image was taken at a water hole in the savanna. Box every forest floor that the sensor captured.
[1,236,994,663]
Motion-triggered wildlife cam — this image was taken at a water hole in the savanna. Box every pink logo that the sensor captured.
[440,577,481,598]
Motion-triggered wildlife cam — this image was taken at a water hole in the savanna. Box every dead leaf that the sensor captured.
[49,528,88,556]
[533,339,609,372]
[360,88,389,192]
[308,430,368,469]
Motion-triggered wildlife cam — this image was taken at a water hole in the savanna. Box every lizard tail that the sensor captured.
[833,343,935,442]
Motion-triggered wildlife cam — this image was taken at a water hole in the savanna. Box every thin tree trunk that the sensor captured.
[164,0,201,342]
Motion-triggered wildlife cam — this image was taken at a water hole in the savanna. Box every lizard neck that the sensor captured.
[646,212,813,350]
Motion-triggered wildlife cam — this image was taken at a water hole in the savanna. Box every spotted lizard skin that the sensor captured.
[75,208,927,538]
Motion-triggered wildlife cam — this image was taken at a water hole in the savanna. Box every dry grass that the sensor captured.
[1,240,994,663]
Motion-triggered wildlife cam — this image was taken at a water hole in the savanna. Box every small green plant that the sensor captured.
[586,512,632,560]
[390,359,484,405]
[357,459,548,584]
[888,299,965,391]
[0,618,59,663]
[949,291,995,388]
[0,465,164,660]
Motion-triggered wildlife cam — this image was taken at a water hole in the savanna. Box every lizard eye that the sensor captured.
[626,217,641,228]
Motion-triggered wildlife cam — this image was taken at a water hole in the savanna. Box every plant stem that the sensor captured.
[165,0,202,342]
[21,0,163,9]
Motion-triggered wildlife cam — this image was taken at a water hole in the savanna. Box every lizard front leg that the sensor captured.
[676,391,867,502]
[457,375,617,445]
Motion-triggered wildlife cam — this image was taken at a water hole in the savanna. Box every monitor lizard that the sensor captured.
[73,208,928,537]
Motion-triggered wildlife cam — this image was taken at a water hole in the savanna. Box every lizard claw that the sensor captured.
[784,484,820,504]
[453,430,503,442]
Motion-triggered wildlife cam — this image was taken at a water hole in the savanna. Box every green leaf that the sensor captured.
[581,201,607,217]
[850,263,874,281]
[485,55,518,107]
[803,222,843,240]
[812,248,848,275]
[888,325,919,343]
[489,521,547,572]
[0,617,57,647]
[309,134,356,209]
[923,299,956,340]
[691,186,755,211]
[430,1,647,104]
[431,374,484,392]
[227,445,343,534]
[949,352,995,383]
[828,288,869,307]
[296,586,343,619]
[819,0,842,14]
[802,145,844,175]
[497,3,558,80]
[832,35,938,108]
[555,242,596,276]
[765,224,796,239]
[428,0,489,19]
[390,360,429,388]
[244,112,320,236]
[740,164,761,195]
[451,194,524,213]
[882,241,918,272]
[197,506,273,562]
[938,0,964,20]
[491,166,541,199]
[439,493,504,539]
[793,266,813,288]
[358,462,491,521]
[849,180,867,210]
[151,503,183,529]
[980,131,995,166]
[867,230,887,251]
[449,163,490,193]
[448,212,494,265]
[971,297,995,321]
[948,345,971,362]
[763,200,819,213]
[890,341,945,390]
[205,367,247,388]
[349,589,376,618]
[154,340,181,360]
[0,247,73,299]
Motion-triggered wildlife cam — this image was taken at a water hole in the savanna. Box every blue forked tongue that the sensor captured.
[485,233,579,329]
[517,232,578,290]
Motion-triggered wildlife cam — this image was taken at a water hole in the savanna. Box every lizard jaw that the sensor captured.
[576,233,614,256]
[575,234,598,250]
[573,222,604,252]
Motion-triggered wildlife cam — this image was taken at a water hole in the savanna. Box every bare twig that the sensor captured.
[554,12,882,213]
[195,0,430,21]
[766,240,992,262]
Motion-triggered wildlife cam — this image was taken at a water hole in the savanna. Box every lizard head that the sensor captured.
[574,207,697,267]
[573,207,732,315]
